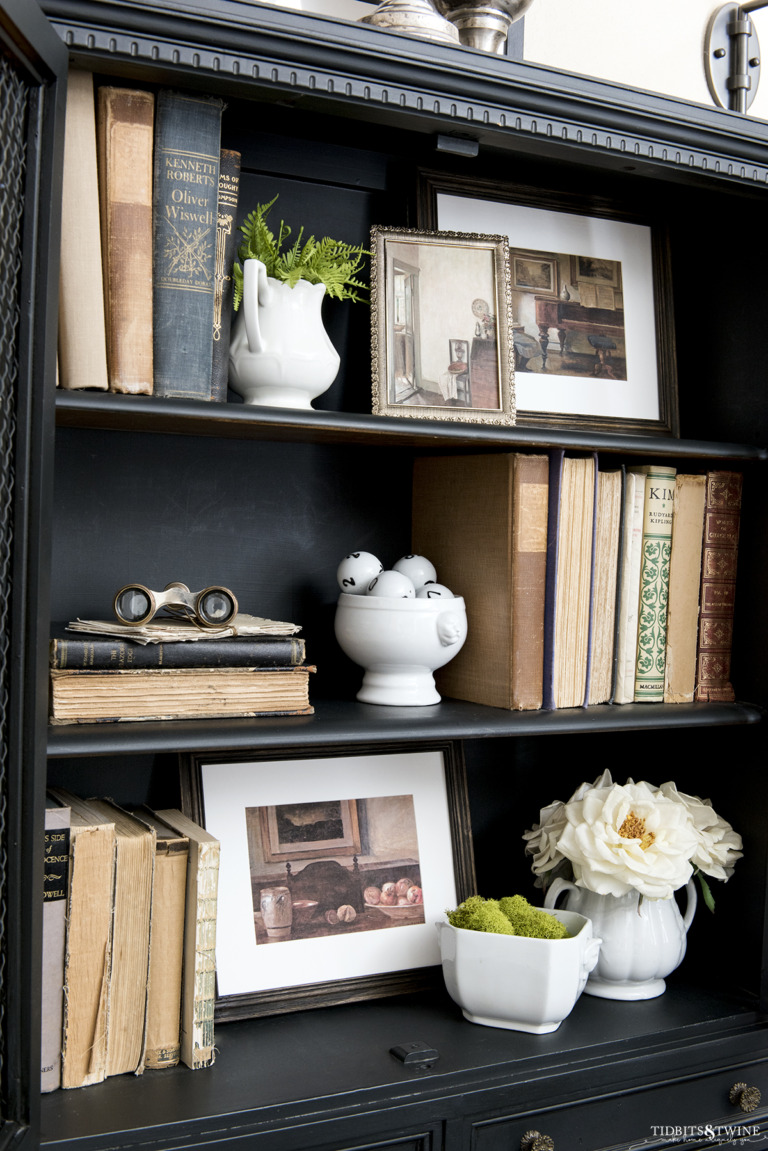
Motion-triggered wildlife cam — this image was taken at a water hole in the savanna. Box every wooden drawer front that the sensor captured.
[321,1133,435,1151]
[182,1124,439,1151]
[468,1065,768,1151]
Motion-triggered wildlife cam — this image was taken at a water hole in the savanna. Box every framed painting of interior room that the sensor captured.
[417,171,679,437]
[180,740,475,1021]
[370,225,515,425]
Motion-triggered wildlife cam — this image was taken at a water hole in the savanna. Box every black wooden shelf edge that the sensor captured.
[38,984,767,1151]
[54,392,767,459]
[38,0,768,183]
[46,698,764,758]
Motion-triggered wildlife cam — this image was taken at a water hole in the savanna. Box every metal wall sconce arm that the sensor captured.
[705,0,768,112]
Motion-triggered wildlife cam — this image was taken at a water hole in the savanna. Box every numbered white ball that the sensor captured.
[366,570,416,598]
[416,583,454,599]
[393,554,437,590]
[337,551,383,594]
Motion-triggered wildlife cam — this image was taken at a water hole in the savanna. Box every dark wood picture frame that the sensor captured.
[180,740,476,1021]
[417,170,679,437]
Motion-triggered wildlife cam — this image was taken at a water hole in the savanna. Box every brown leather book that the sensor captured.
[97,87,154,394]
[412,453,548,710]
[211,148,241,401]
[696,470,743,702]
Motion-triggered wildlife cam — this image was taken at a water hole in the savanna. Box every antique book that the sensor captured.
[131,809,189,1070]
[72,798,155,1078]
[634,464,677,701]
[152,89,224,398]
[613,469,648,704]
[50,626,307,670]
[41,804,70,1092]
[49,664,315,723]
[58,69,109,392]
[46,789,117,1090]
[63,612,300,644]
[96,86,155,394]
[696,470,743,702]
[411,452,549,710]
[154,809,220,1070]
[587,468,622,705]
[664,473,707,703]
[210,148,241,401]
[543,451,597,709]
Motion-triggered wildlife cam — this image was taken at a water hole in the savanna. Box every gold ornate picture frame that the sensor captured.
[370,225,515,426]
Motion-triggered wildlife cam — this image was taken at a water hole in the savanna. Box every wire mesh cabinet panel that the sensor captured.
[0,0,66,1142]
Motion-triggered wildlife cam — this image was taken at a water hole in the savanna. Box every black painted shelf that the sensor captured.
[55,392,767,459]
[39,983,767,1151]
[47,697,764,758]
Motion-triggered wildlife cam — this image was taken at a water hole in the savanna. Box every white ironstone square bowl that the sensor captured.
[436,909,601,1033]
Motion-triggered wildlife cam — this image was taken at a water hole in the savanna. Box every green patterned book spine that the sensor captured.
[152,90,224,399]
[634,465,676,701]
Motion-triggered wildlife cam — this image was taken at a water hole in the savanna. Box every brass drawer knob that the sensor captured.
[521,1132,555,1151]
[730,1081,762,1112]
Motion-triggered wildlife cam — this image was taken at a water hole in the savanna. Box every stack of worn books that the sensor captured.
[48,614,313,724]
[413,453,743,712]
[43,792,219,1091]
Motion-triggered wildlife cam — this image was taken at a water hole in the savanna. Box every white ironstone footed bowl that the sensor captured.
[334,592,467,706]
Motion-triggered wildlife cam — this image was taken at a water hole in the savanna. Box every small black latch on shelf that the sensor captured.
[389,1040,440,1070]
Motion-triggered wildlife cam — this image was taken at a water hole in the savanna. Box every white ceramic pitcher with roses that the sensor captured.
[229,258,340,409]
[544,876,697,1000]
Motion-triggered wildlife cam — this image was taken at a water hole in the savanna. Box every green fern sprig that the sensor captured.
[232,196,368,310]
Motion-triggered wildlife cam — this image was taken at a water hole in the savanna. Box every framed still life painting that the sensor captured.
[181,740,476,1020]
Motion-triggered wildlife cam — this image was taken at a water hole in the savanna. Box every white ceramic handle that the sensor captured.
[681,877,697,932]
[436,611,463,647]
[243,259,273,354]
[543,876,577,909]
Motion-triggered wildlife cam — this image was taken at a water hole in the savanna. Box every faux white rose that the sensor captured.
[556,780,701,900]
[523,770,615,879]
[523,799,567,877]
[658,781,743,881]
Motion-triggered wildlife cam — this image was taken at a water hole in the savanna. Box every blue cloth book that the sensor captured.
[152,90,224,399]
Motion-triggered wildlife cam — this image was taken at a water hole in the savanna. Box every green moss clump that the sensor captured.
[498,895,569,939]
[446,894,569,939]
[446,895,515,935]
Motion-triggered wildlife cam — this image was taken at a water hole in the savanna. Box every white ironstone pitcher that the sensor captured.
[544,876,697,1000]
[229,258,340,409]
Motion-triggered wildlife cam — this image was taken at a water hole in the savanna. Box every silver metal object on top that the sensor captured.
[705,1,768,112]
[432,0,534,55]
[359,0,460,46]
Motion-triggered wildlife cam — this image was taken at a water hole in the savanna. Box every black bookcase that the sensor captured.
[2,0,767,1146]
